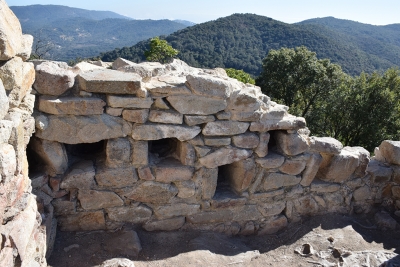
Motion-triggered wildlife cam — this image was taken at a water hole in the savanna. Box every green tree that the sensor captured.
[144,37,179,63]
[225,68,255,84]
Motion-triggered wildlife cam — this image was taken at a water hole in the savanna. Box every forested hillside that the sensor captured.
[99,14,400,76]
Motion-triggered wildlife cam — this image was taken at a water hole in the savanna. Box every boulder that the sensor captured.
[132,140,148,166]
[367,159,393,183]
[167,95,227,115]
[78,190,124,210]
[256,152,285,169]
[187,210,234,224]
[194,167,218,200]
[0,120,13,143]
[177,141,196,166]
[148,110,183,124]
[300,153,323,186]
[0,0,23,60]
[38,96,106,115]
[275,131,309,156]
[96,166,138,188]
[223,158,256,193]
[174,180,196,198]
[255,132,270,157]
[122,109,149,123]
[35,114,131,144]
[204,137,231,147]
[309,136,343,154]
[33,61,75,96]
[199,146,252,168]
[257,201,286,217]
[152,97,170,110]
[263,173,301,191]
[186,74,240,99]
[232,133,260,149]
[78,69,143,95]
[279,158,307,176]
[60,160,95,189]
[250,116,306,132]
[132,124,201,141]
[121,61,167,78]
[377,140,400,165]
[107,95,153,109]
[0,143,16,179]
[112,57,136,70]
[184,115,215,126]
[16,34,33,61]
[202,121,249,136]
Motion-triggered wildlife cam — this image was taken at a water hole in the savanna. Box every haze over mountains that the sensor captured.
[11,5,400,75]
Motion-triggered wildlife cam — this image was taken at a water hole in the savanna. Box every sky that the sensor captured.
[5,0,400,25]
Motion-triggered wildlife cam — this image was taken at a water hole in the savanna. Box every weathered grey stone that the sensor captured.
[95,166,138,188]
[73,61,104,72]
[194,146,211,158]
[263,173,301,191]
[250,116,306,132]
[79,190,124,210]
[177,141,196,166]
[100,258,135,267]
[132,140,148,166]
[0,0,22,60]
[224,158,256,193]
[184,115,215,126]
[121,61,167,78]
[107,95,153,109]
[38,96,105,115]
[112,57,136,70]
[255,132,270,158]
[186,74,240,99]
[125,181,178,203]
[353,185,371,202]
[0,120,13,143]
[310,182,341,193]
[78,69,142,95]
[378,140,400,165]
[293,195,319,216]
[107,205,152,224]
[106,107,123,117]
[52,198,76,215]
[167,95,227,115]
[275,131,309,156]
[143,217,185,231]
[199,146,252,168]
[258,215,288,235]
[154,204,200,219]
[149,110,183,124]
[144,76,191,97]
[216,111,231,120]
[152,97,170,109]
[211,192,247,209]
[309,136,343,154]
[350,146,370,177]
[202,121,249,136]
[300,153,323,186]
[0,143,16,179]
[138,166,155,181]
[194,167,218,200]
[174,180,196,198]
[257,201,286,217]
[0,80,9,120]
[29,137,68,176]
[106,138,131,168]
[6,63,35,108]
[153,159,194,183]
[60,160,95,189]
[187,210,234,224]
[16,34,33,61]
[34,61,75,96]
[204,137,231,147]
[392,166,400,184]
[392,186,400,199]
[279,158,307,176]
[232,133,259,149]
[256,152,285,169]
[58,211,106,231]
[132,124,201,141]
[122,109,149,123]
[250,189,285,201]
[35,114,131,144]
[367,160,393,183]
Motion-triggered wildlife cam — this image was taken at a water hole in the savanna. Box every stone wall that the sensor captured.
[0,1,47,266]
[29,56,398,236]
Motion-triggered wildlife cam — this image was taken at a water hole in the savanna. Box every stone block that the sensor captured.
[194,146,212,158]
[300,153,323,187]
[199,146,252,168]
[187,210,233,224]
[0,81,8,120]
[232,133,259,149]
[310,181,340,193]
[107,95,153,108]
[132,124,201,141]
[107,205,152,223]
[256,152,285,169]
[143,217,185,231]
[202,121,249,136]
[38,96,106,115]
[35,114,131,144]
[275,131,309,156]
[112,57,136,70]
[29,137,68,176]
[125,181,178,203]
[132,140,148,166]
[250,189,285,201]
[138,166,155,181]
[52,198,76,215]
[153,97,170,109]
[177,141,196,166]
[204,137,231,147]
[174,180,196,199]
[58,211,106,231]
[350,146,370,177]
[149,110,183,124]
[392,165,400,184]
[34,61,75,96]
[309,136,343,154]
[255,132,270,157]
[392,186,400,199]
[153,159,194,183]
[216,111,231,120]
[153,203,200,219]
[78,190,124,210]
[60,160,95,189]
[78,69,142,95]
[293,195,319,216]
[16,34,33,61]
[0,0,22,60]
[0,120,13,143]
[279,158,307,176]
[250,117,306,132]
[122,109,149,123]
[233,205,263,221]
[263,173,301,191]
[106,107,123,117]
[106,138,131,168]
[167,95,227,115]
[95,166,138,188]
[186,74,239,99]
[353,185,371,202]
[367,159,393,183]
[258,215,288,235]
[257,201,286,217]
[0,143,16,179]
[184,115,215,126]
[378,140,400,165]
[195,167,218,200]
[224,158,256,193]
[211,191,247,209]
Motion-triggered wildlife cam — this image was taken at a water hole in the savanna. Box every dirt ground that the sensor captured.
[47,212,400,267]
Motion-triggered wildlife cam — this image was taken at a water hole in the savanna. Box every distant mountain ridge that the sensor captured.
[98,14,400,76]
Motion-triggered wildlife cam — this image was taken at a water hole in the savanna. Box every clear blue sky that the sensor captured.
[6,0,400,25]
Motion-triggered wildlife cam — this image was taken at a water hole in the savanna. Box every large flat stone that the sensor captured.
[256,152,285,169]
[95,166,138,188]
[309,136,343,154]
[263,173,301,191]
[152,159,194,183]
[378,140,400,165]
[106,205,152,224]
[107,95,153,108]
[300,153,323,186]
[34,61,75,96]
[184,115,215,126]
[38,96,106,115]
[250,116,306,132]
[186,74,239,99]
[60,160,95,189]
[153,203,200,219]
[122,109,149,123]
[124,181,178,204]
[199,146,252,168]
[279,158,307,176]
[167,95,227,115]
[149,110,183,124]
[232,133,259,149]
[78,190,124,210]
[275,131,309,156]
[258,215,288,235]
[202,121,249,136]
[0,0,22,60]
[132,123,201,141]
[187,210,233,224]
[78,69,142,95]
[35,114,131,144]
[143,217,185,231]
[58,211,106,231]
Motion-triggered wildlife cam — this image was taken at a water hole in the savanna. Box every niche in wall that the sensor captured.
[148,138,178,161]
[65,140,106,160]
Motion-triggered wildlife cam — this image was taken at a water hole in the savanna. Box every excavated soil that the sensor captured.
[48,213,400,267]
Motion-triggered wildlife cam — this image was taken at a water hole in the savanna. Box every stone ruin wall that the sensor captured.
[1,0,400,265]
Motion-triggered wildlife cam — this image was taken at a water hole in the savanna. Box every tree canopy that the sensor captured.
[144,37,179,64]
[225,68,255,84]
